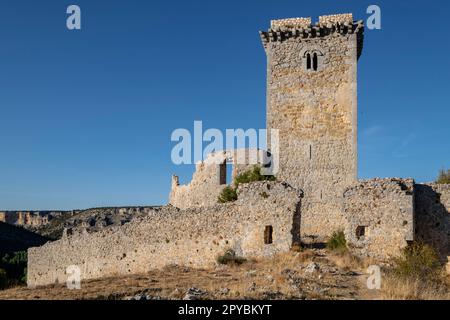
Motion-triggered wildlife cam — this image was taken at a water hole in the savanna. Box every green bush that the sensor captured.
[217,249,246,265]
[326,230,347,252]
[436,169,450,184]
[217,166,276,203]
[218,186,238,203]
[233,165,276,186]
[393,243,440,280]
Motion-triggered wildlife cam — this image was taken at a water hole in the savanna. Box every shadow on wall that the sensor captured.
[415,184,450,261]
[291,195,302,248]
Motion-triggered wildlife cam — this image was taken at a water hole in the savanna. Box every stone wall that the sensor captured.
[271,17,311,29]
[319,14,353,25]
[169,149,268,209]
[415,183,450,260]
[260,15,364,240]
[28,181,301,287]
[343,178,415,259]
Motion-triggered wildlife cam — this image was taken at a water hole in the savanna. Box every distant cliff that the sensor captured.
[1,207,161,240]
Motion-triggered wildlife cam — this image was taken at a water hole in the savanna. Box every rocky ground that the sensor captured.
[0,249,381,300]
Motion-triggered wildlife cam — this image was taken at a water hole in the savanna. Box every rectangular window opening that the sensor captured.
[219,162,234,185]
[264,225,273,244]
[356,226,366,240]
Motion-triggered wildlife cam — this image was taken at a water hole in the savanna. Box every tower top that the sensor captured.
[260,13,364,58]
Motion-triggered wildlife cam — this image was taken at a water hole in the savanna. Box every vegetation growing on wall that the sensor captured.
[218,166,276,203]
[218,186,238,203]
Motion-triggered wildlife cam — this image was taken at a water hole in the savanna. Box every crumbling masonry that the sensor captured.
[27,14,450,287]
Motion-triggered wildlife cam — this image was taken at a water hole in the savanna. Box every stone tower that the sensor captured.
[260,14,364,240]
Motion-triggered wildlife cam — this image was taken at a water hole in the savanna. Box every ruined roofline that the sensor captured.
[259,13,364,59]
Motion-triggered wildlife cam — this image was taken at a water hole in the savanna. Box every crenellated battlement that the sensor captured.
[270,17,312,29]
[260,14,364,59]
[319,13,353,25]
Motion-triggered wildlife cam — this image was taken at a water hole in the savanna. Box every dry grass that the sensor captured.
[3,245,447,300]
[327,250,374,272]
[0,249,371,300]
[381,273,450,300]
[379,243,450,300]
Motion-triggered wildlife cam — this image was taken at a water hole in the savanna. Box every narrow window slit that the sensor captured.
[313,53,318,71]
[264,226,273,244]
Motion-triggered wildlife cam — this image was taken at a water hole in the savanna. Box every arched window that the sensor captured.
[303,50,323,72]
[313,53,318,71]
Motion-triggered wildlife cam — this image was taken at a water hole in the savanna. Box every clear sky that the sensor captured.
[0,0,449,210]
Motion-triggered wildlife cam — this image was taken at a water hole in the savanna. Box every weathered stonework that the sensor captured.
[271,17,312,29]
[28,182,301,287]
[25,13,450,287]
[318,14,354,25]
[415,184,450,260]
[169,149,267,209]
[260,15,364,239]
[343,178,415,259]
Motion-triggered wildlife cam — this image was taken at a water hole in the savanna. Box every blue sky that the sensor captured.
[0,0,449,210]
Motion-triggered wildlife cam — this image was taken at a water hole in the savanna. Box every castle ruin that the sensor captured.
[27,14,450,288]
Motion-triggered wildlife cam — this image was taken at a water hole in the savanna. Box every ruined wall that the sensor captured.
[343,178,415,260]
[169,149,267,209]
[260,15,364,239]
[28,181,301,287]
[415,183,450,260]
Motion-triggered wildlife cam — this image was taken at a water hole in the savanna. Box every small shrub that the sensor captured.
[393,243,440,280]
[233,166,276,187]
[436,168,450,184]
[218,186,238,203]
[383,244,449,300]
[326,230,347,252]
[217,249,246,265]
[218,166,276,203]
